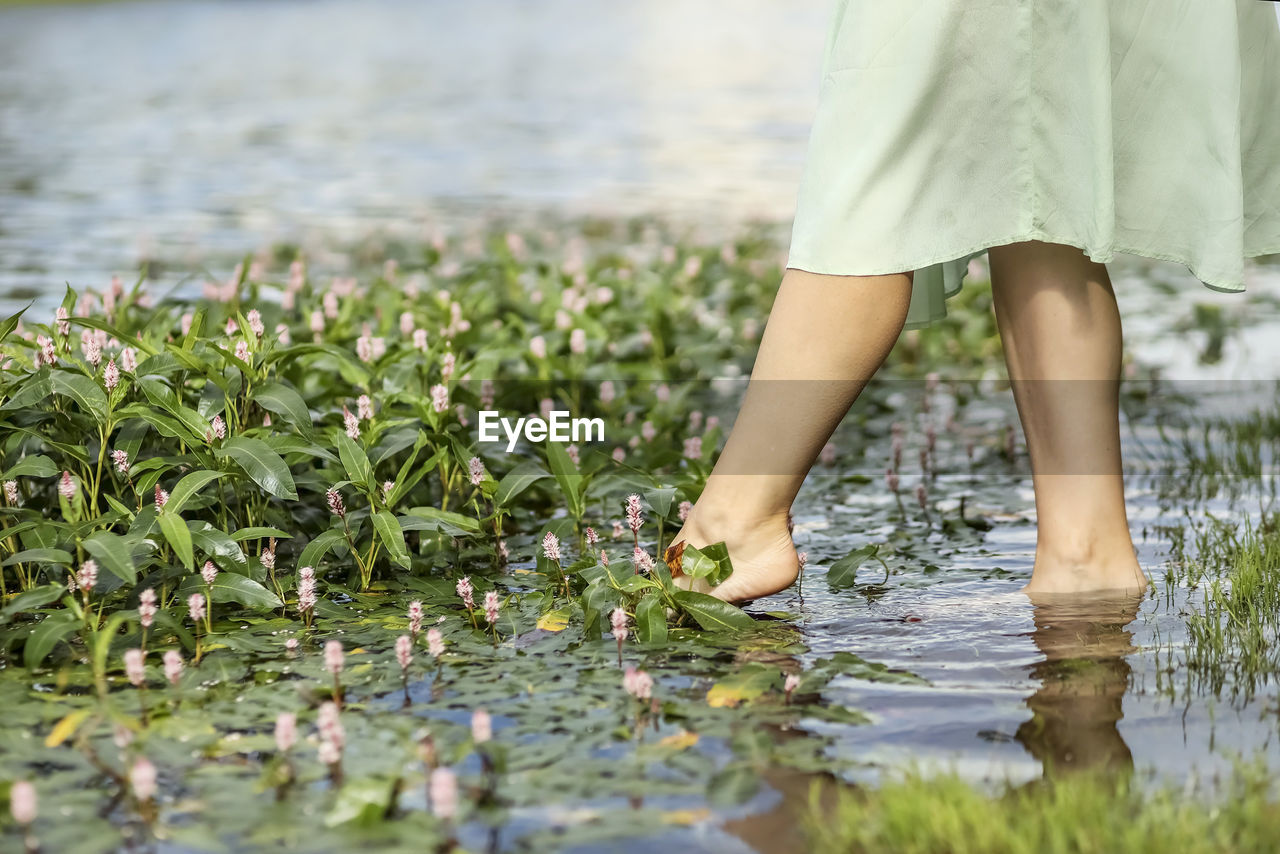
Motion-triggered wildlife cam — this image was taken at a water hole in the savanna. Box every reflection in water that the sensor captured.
[1016,595,1141,778]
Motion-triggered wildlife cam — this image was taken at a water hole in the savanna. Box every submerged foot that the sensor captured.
[1020,550,1149,597]
[667,507,801,605]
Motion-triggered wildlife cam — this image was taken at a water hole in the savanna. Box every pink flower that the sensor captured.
[784,673,800,696]
[612,520,625,539]
[678,501,692,522]
[138,588,157,629]
[498,539,509,562]
[55,306,70,337]
[483,590,500,625]
[441,351,456,383]
[356,335,373,363]
[395,634,412,671]
[326,488,346,518]
[430,384,449,413]
[317,700,344,750]
[154,484,169,512]
[683,436,702,460]
[413,328,428,351]
[426,628,445,658]
[599,380,615,404]
[58,471,77,501]
[77,559,98,593]
[456,576,475,610]
[641,422,656,443]
[610,607,627,641]
[625,494,643,534]
[399,311,415,337]
[408,600,424,636]
[541,532,561,562]
[324,640,344,675]
[163,649,183,685]
[124,648,145,686]
[471,708,492,744]
[356,394,374,421]
[585,527,599,545]
[103,359,120,392]
[529,336,546,359]
[468,456,486,486]
[3,480,16,505]
[201,560,218,586]
[225,317,239,336]
[37,334,57,366]
[309,310,325,336]
[9,780,35,825]
[297,566,317,614]
[234,340,250,363]
[275,323,291,346]
[247,309,264,338]
[129,758,157,803]
[261,548,275,571]
[382,480,395,500]
[120,346,137,372]
[600,549,610,567]
[622,666,653,700]
[285,637,299,652]
[429,767,458,820]
[323,291,339,320]
[632,547,654,574]
[612,447,625,463]
[885,468,900,493]
[275,712,297,753]
[188,593,206,623]
[112,449,129,474]
[318,738,341,766]
[181,312,194,336]
[566,444,580,466]
[343,406,360,440]
[569,328,586,355]
[798,551,809,569]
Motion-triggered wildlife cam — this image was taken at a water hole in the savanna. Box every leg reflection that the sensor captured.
[1015,594,1141,777]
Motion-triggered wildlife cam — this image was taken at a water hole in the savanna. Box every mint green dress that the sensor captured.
[785,0,1280,329]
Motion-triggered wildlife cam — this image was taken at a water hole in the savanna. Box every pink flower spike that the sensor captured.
[9,780,36,826]
[201,560,218,586]
[395,635,413,672]
[210,415,226,440]
[541,531,561,563]
[129,758,157,803]
[188,592,206,623]
[426,627,445,658]
[408,600,424,636]
[59,471,77,500]
[138,588,157,629]
[622,666,653,700]
[154,484,169,512]
[247,309,264,338]
[585,527,599,546]
[678,501,692,522]
[163,649,183,685]
[112,449,129,474]
[429,767,458,820]
[343,405,360,439]
[124,648,145,687]
[326,488,346,518]
[625,494,643,534]
[456,577,475,610]
[483,590,500,625]
[103,359,120,392]
[357,394,374,421]
[429,384,449,413]
[275,712,297,753]
[610,607,627,641]
[324,640,344,675]
[3,480,16,505]
[468,456,486,486]
[471,708,492,744]
[77,560,98,593]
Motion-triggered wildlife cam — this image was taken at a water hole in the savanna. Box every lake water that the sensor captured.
[3,1,1280,851]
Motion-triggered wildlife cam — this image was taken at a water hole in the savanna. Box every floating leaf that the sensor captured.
[673,590,755,631]
[535,609,571,632]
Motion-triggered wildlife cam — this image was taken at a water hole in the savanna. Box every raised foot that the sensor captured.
[667,510,801,605]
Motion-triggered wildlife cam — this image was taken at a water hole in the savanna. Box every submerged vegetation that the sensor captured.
[0,215,1277,851]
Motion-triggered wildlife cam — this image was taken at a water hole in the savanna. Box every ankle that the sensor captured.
[684,499,790,541]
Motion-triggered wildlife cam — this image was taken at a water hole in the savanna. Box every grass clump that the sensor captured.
[806,762,1280,854]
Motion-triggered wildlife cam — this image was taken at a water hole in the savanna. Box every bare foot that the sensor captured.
[667,507,801,604]
[1021,552,1149,597]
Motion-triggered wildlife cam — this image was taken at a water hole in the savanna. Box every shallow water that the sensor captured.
[3,2,1280,851]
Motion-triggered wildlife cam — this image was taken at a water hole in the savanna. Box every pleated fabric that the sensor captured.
[784,0,1280,329]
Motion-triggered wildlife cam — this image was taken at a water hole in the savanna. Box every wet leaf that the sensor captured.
[673,590,754,631]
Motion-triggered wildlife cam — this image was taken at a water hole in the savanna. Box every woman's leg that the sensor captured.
[671,267,913,603]
[986,239,1147,595]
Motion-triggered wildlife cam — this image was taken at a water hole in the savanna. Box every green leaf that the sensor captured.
[643,486,678,520]
[0,454,58,480]
[298,528,346,569]
[680,542,733,586]
[229,527,292,542]
[116,403,201,443]
[707,763,761,806]
[494,460,549,506]
[1,371,53,411]
[0,584,65,625]
[82,530,137,584]
[0,302,31,345]
[51,371,109,424]
[402,506,481,535]
[24,611,80,669]
[165,470,226,516]
[3,548,73,567]
[205,573,283,609]
[826,544,880,590]
[672,590,755,631]
[635,593,668,645]
[545,442,584,519]
[215,437,297,499]
[252,381,313,438]
[188,522,247,567]
[335,433,373,493]
[372,510,411,569]
[158,511,194,569]
[615,575,660,594]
